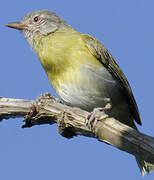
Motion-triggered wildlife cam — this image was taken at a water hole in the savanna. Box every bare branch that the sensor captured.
[0,96,154,165]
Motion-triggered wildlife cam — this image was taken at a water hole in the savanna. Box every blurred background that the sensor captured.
[0,0,154,179]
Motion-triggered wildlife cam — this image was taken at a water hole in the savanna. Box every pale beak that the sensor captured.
[5,22,29,30]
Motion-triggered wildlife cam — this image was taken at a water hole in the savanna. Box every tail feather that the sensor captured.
[136,156,154,176]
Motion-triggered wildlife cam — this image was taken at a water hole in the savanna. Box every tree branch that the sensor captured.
[0,96,154,165]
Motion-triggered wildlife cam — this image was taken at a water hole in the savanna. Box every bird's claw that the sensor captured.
[86,103,111,130]
[37,92,63,105]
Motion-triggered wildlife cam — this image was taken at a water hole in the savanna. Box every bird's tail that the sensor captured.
[135,156,154,176]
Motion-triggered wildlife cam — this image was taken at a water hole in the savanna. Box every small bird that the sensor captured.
[6,9,154,175]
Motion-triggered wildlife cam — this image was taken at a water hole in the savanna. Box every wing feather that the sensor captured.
[82,34,142,125]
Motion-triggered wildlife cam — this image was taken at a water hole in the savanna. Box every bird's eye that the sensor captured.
[33,16,40,22]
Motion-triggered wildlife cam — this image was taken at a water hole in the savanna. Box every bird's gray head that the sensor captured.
[6,10,72,38]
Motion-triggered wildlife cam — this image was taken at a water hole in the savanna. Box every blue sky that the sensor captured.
[1,0,154,179]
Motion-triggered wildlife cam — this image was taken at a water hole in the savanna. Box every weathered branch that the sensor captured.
[0,96,154,165]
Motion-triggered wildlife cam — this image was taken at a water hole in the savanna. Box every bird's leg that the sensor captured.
[22,92,62,128]
[86,103,111,130]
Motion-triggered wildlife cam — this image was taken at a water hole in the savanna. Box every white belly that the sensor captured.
[55,65,121,111]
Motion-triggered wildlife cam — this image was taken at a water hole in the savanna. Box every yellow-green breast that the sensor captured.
[32,29,102,90]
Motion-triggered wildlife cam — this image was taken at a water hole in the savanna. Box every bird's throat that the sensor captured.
[29,30,83,88]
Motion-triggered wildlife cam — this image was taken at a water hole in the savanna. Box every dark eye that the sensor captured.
[33,16,40,22]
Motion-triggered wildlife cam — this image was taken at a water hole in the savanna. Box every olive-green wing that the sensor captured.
[82,34,142,125]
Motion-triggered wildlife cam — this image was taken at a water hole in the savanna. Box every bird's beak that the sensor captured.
[5,22,29,30]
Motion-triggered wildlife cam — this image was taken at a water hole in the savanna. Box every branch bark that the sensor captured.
[0,96,154,165]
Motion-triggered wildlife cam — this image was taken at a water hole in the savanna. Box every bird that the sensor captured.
[6,9,154,175]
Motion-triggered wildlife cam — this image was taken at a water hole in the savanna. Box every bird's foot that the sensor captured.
[22,92,60,128]
[37,92,56,103]
[22,104,38,128]
[86,103,111,130]
[37,92,63,104]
